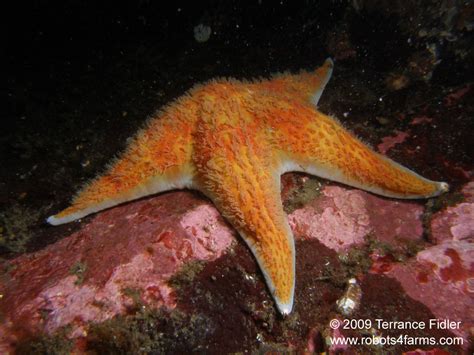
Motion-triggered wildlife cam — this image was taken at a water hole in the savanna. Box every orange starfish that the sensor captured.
[47,59,448,315]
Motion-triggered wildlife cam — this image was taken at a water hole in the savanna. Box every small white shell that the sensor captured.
[336,278,362,316]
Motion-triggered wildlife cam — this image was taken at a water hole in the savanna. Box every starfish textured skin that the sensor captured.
[47,59,449,315]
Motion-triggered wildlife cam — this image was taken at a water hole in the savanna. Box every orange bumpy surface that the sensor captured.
[49,59,447,314]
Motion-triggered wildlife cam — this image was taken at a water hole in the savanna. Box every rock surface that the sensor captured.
[386,182,474,344]
[289,184,424,252]
[1,178,472,353]
[0,192,235,352]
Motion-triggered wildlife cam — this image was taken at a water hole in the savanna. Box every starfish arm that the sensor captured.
[261,58,334,106]
[307,57,334,106]
[274,108,448,198]
[47,98,198,225]
[197,156,295,315]
[193,94,295,315]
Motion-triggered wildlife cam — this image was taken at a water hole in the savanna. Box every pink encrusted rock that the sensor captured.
[417,240,474,293]
[1,178,469,352]
[431,181,474,243]
[386,181,474,347]
[388,259,473,345]
[289,186,370,251]
[289,185,424,252]
[0,192,234,350]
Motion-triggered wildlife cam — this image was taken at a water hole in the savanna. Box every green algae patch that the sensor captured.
[123,287,144,306]
[15,308,213,354]
[0,203,42,254]
[423,191,465,236]
[86,308,213,354]
[339,234,427,280]
[167,259,206,291]
[15,327,73,355]
[426,191,464,215]
[337,235,377,279]
[283,176,324,214]
[86,309,164,354]
[339,234,395,278]
[68,261,87,285]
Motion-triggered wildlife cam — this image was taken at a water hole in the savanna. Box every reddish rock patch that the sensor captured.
[352,274,465,354]
[1,181,471,353]
[0,192,234,351]
[431,181,474,244]
[377,130,410,154]
[289,185,424,252]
